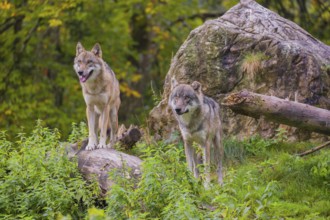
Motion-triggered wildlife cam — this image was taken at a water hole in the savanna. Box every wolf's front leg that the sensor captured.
[86,106,98,150]
[184,141,199,179]
[203,141,212,188]
[98,105,110,149]
[214,132,224,185]
[108,107,118,148]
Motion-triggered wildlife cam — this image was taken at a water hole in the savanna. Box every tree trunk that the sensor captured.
[222,90,330,135]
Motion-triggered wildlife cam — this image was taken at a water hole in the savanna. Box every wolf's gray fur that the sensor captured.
[169,79,224,185]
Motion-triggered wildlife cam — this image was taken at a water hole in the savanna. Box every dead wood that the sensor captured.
[297,141,330,157]
[222,90,330,135]
[117,124,142,150]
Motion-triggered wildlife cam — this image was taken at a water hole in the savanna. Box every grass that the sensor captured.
[240,51,268,85]
[97,129,330,219]
[0,122,329,219]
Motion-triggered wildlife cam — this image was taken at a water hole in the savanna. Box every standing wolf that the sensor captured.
[169,79,224,185]
[73,42,120,150]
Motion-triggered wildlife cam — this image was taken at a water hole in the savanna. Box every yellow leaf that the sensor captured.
[88,207,105,218]
[119,84,141,98]
[5,109,12,115]
[49,19,62,27]
[152,26,161,34]
[131,74,142,83]
[0,1,11,10]
[145,2,154,15]
[130,90,141,98]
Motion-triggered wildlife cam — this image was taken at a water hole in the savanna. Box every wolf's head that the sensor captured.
[73,42,103,83]
[169,78,203,116]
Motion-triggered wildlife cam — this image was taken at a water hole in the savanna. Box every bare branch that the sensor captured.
[297,141,330,157]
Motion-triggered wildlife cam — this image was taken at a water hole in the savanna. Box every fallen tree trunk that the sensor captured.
[222,90,330,135]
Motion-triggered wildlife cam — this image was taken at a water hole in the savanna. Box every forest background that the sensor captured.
[1,0,330,139]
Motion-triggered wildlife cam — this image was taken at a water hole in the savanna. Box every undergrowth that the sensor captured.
[0,122,329,219]
[98,129,329,219]
[0,121,99,219]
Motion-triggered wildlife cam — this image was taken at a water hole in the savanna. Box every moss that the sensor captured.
[240,51,269,85]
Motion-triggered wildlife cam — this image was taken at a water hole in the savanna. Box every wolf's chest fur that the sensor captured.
[83,91,109,114]
[177,106,209,144]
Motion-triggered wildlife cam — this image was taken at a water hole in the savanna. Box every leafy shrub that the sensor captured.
[211,149,330,219]
[311,153,330,181]
[103,133,330,219]
[1,124,329,219]
[106,142,206,219]
[223,137,246,164]
[68,121,88,144]
[0,121,99,219]
[242,135,274,156]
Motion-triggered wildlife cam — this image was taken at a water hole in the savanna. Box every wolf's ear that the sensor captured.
[91,43,102,58]
[171,77,179,90]
[191,81,202,93]
[76,42,85,56]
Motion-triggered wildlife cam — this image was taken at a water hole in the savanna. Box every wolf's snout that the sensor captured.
[78,71,83,76]
[175,108,188,115]
[175,108,182,114]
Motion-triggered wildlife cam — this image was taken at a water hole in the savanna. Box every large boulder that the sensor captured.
[68,140,142,196]
[149,0,330,141]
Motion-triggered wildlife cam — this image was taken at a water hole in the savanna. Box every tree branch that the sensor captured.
[20,18,42,54]
[297,141,330,157]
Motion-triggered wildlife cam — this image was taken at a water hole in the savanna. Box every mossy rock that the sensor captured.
[149,0,330,141]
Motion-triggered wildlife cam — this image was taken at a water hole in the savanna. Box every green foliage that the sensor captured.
[212,151,330,219]
[106,142,205,219]
[1,0,329,138]
[223,137,246,164]
[258,0,330,45]
[1,124,329,219]
[68,121,88,144]
[93,135,329,219]
[0,121,99,219]
[311,155,330,181]
[0,0,220,138]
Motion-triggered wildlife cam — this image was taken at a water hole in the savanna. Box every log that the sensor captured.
[297,141,330,157]
[222,90,330,135]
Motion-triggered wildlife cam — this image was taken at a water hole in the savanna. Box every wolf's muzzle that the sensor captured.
[175,108,189,115]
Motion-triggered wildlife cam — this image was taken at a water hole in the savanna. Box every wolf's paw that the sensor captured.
[97,142,107,149]
[86,143,97,151]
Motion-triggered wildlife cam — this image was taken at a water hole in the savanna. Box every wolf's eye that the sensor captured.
[77,60,82,63]
[184,96,190,101]
[87,60,93,64]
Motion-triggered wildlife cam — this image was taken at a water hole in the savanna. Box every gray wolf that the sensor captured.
[74,42,120,150]
[169,79,224,185]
